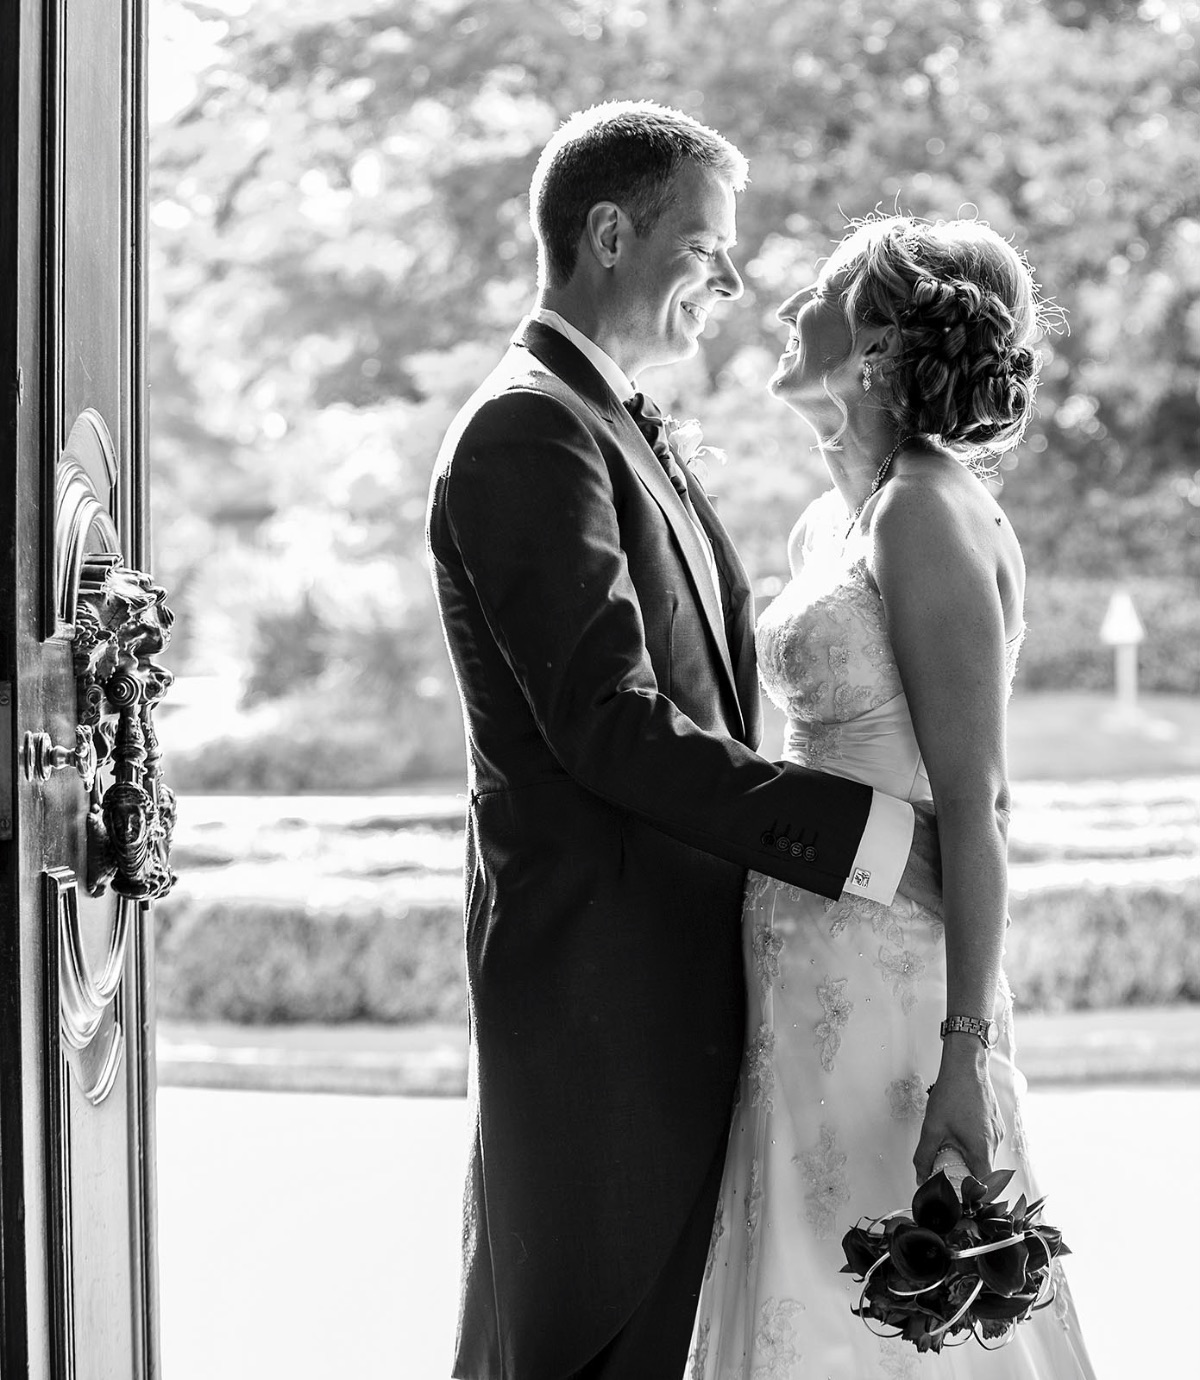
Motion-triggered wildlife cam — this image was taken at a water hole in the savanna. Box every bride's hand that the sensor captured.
[913,1036,1003,1183]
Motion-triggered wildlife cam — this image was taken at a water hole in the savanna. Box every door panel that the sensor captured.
[1,3,165,1377]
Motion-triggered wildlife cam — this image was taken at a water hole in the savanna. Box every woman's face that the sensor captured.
[768,276,856,408]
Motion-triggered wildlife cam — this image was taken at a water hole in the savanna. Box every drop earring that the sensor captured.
[862,360,873,393]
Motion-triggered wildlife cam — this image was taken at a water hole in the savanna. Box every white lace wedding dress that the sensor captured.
[688,491,1095,1379]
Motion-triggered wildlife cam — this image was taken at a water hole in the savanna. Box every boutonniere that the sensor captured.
[664,415,726,489]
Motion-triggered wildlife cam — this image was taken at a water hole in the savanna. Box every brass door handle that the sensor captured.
[23,725,98,791]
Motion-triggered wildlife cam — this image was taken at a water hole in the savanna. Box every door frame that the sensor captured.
[0,2,159,1375]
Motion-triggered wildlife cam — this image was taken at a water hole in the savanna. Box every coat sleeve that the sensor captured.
[435,387,872,898]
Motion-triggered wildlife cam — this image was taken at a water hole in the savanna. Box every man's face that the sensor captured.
[610,162,743,377]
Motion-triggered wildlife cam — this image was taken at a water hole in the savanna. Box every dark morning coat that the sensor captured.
[426,318,873,1379]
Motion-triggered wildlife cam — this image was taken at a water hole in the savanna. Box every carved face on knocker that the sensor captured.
[143,665,173,704]
[105,782,152,870]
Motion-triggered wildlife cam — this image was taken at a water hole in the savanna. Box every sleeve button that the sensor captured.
[790,841,803,858]
[760,831,776,848]
[775,835,791,851]
[804,846,817,862]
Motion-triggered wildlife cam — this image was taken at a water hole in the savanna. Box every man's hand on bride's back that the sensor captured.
[897,804,941,914]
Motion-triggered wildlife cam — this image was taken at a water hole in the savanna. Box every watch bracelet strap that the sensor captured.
[940,1014,993,1045]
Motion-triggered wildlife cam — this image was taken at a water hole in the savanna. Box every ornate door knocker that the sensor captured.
[23,409,178,1104]
[73,551,177,902]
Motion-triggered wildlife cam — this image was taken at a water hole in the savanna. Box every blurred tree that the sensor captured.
[149,0,1200,786]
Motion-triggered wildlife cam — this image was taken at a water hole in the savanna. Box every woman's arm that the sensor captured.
[868,472,1019,1181]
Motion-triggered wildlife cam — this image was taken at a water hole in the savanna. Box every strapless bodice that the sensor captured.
[756,490,1023,805]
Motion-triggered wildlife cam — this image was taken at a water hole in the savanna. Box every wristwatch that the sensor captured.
[940,1015,999,1049]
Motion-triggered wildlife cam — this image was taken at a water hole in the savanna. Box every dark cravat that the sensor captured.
[623,392,692,503]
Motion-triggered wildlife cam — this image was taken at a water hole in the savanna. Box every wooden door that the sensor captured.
[0,2,173,1376]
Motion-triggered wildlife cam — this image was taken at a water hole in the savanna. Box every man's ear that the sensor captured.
[583,201,623,269]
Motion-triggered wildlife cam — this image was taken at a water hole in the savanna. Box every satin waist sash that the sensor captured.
[784,693,933,807]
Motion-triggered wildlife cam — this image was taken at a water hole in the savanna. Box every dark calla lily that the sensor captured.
[840,1225,881,1277]
[971,1289,1039,1322]
[961,1175,989,1209]
[976,1239,1030,1296]
[912,1170,963,1235]
[1029,1225,1067,1260]
[981,1169,1016,1203]
[889,1222,952,1289]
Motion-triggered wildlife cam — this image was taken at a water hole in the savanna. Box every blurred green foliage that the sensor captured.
[153,876,1200,1021]
[151,0,1200,786]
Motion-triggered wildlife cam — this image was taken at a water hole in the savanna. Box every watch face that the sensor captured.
[985,1019,999,1047]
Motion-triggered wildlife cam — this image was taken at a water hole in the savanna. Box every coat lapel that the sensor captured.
[514,319,745,730]
[689,484,760,749]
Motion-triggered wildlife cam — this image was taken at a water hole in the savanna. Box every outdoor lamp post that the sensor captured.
[1099,588,1145,712]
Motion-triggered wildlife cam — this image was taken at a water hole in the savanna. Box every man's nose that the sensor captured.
[712,251,744,301]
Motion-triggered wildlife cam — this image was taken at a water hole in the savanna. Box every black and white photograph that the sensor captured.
[1,1,1197,1377]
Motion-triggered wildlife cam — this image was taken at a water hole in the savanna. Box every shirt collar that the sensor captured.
[532,307,635,402]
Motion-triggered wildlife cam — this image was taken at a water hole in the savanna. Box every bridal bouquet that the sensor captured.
[840,1154,1069,1353]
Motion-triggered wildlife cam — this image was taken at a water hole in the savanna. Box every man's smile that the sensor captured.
[681,300,708,326]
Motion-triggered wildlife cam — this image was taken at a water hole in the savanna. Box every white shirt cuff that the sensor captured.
[843,791,914,905]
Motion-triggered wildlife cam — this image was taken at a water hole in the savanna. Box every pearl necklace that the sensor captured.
[844,435,913,538]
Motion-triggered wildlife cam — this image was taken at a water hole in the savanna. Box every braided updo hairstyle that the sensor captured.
[825,215,1048,455]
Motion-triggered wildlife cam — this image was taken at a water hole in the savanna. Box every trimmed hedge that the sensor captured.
[1003,881,1200,1011]
[1017,576,1200,694]
[154,878,1200,1024]
[156,896,468,1025]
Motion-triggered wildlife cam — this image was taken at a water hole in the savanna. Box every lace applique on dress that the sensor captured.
[874,944,926,1014]
[825,892,905,947]
[887,1072,930,1121]
[746,1158,764,1274]
[1009,1091,1030,1162]
[689,1320,710,1379]
[744,870,807,923]
[1050,1260,1073,1329]
[704,1204,725,1281]
[879,1337,920,1378]
[751,1298,806,1379]
[755,502,904,729]
[752,922,784,996]
[795,1124,850,1239]
[785,718,843,768]
[748,1023,776,1112]
[814,976,853,1073]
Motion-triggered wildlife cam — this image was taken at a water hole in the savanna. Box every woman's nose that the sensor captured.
[776,292,803,325]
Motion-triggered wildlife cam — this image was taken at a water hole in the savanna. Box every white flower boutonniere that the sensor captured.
[664,415,727,490]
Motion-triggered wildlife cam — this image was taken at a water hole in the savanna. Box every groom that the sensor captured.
[428,102,929,1379]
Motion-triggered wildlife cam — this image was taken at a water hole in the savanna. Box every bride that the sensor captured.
[688,215,1096,1378]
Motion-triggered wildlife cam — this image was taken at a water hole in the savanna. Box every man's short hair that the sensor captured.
[529,100,749,289]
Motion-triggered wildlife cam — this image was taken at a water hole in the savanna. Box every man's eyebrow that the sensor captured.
[682,227,737,248]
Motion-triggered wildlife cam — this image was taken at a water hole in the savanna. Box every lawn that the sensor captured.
[1005,692,1200,781]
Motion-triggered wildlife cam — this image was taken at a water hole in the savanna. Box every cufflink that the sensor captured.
[851,867,871,888]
